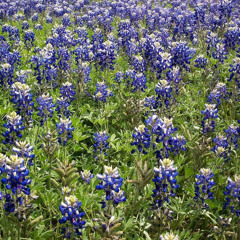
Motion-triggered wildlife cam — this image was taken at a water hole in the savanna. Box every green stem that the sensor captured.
[34,122,40,172]
[16,192,20,240]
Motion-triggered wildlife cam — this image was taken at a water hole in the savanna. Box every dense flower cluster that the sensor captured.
[1,0,240,238]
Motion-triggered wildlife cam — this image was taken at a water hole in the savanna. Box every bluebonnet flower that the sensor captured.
[34,24,43,30]
[56,47,71,72]
[35,3,46,13]
[194,55,208,68]
[0,153,6,175]
[61,186,72,196]
[46,15,53,24]
[155,80,173,109]
[62,14,71,27]
[170,41,196,70]
[224,25,240,50]
[118,19,132,48]
[152,52,172,77]
[56,118,74,146]
[223,175,240,217]
[212,135,230,162]
[228,57,240,87]
[60,82,76,104]
[3,194,16,214]
[11,82,34,124]
[194,168,215,209]
[201,104,218,134]
[96,40,117,70]
[160,232,179,240]
[206,31,220,56]
[166,66,182,94]
[145,115,185,160]
[212,43,228,64]
[131,72,147,92]
[2,25,20,42]
[21,21,29,30]
[56,97,71,118]
[152,158,179,208]
[132,55,146,72]
[98,13,114,33]
[131,124,151,154]
[125,70,147,92]
[59,195,86,238]
[159,52,172,71]
[167,134,187,155]
[126,38,140,59]
[74,42,93,63]
[115,71,124,84]
[13,14,24,22]
[207,83,228,106]
[48,24,73,48]
[15,70,31,83]
[31,13,39,22]
[24,30,35,48]
[31,43,57,85]
[56,82,76,118]
[92,28,104,56]
[77,62,91,84]
[12,141,34,166]
[93,131,110,158]
[225,124,240,150]
[94,82,113,102]
[142,96,158,114]
[149,116,176,141]
[37,93,55,125]
[112,190,126,206]
[0,63,13,87]
[3,112,24,145]
[81,170,94,184]
[96,166,125,208]
[1,155,31,195]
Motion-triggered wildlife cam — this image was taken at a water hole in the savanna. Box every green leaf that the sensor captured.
[184,165,194,178]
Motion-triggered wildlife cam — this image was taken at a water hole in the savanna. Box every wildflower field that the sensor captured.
[0,0,240,239]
